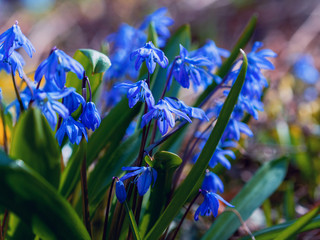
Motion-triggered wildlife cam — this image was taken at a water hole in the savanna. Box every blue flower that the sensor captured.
[55,116,88,145]
[164,97,209,121]
[192,40,230,70]
[293,55,319,84]
[35,47,85,89]
[33,87,74,129]
[130,41,169,74]
[221,118,253,143]
[6,86,33,118]
[141,99,192,135]
[80,102,101,131]
[120,166,157,196]
[194,191,233,221]
[139,7,174,47]
[116,80,155,108]
[169,44,212,90]
[201,170,224,193]
[63,91,85,114]
[0,21,35,60]
[0,51,25,77]
[105,83,127,108]
[115,179,127,203]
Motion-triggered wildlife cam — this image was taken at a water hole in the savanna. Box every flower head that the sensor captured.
[140,8,174,47]
[63,91,85,114]
[35,47,85,89]
[141,99,192,135]
[130,41,168,74]
[194,191,233,221]
[0,21,35,60]
[293,54,319,84]
[116,80,155,108]
[201,170,224,193]
[115,179,127,203]
[80,102,101,131]
[0,51,25,77]
[55,116,88,145]
[120,166,157,196]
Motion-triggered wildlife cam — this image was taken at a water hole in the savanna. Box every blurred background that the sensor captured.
[1,0,320,239]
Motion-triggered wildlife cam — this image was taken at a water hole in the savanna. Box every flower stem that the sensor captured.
[160,56,179,99]
[11,68,24,113]
[102,177,116,240]
[1,209,9,240]
[170,191,201,240]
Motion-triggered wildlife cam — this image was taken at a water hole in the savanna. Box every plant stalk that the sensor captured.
[102,177,116,240]
[11,68,24,113]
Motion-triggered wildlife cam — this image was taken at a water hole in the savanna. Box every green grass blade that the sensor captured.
[145,50,248,240]
[124,201,141,240]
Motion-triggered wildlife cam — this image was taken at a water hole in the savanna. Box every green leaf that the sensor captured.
[140,151,182,236]
[194,14,257,107]
[203,157,288,240]
[145,50,248,240]
[10,108,60,188]
[66,48,111,100]
[0,151,90,239]
[239,215,320,240]
[274,206,320,240]
[124,201,141,240]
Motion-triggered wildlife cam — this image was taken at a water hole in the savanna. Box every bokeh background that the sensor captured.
[1,0,320,239]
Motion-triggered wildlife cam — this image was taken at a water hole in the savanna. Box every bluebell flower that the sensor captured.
[120,166,157,196]
[139,7,174,47]
[169,44,212,90]
[141,99,192,135]
[202,170,224,193]
[130,41,169,74]
[0,51,25,77]
[164,97,209,121]
[293,55,319,84]
[221,118,253,143]
[33,87,74,129]
[116,80,155,108]
[80,102,101,131]
[0,21,35,60]
[115,179,127,203]
[63,91,85,114]
[35,47,85,89]
[194,191,233,221]
[55,116,88,145]
[6,86,33,117]
[192,40,230,70]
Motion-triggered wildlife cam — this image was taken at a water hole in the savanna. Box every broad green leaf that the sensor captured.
[145,50,248,240]
[10,108,60,188]
[274,206,320,240]
[66,48,111,100]
[124,201,141,240]
[140,151,182,237]
[0,151,90,239]
[203,157,288,240]
[239,215,320,240]
[194,14,257,107]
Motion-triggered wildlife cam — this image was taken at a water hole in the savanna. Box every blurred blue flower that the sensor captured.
[0,51,25,77]
[116,80,155,108]
[293,55,319,84]
[80,102,101,131]
[140,7,174,47]
[55,116,88,145]
[141,99,192,135]
[169,44,212,90]
[202,170,224,193]
[115,179,127,203]
[194,191,233,221]
[0,21,35,60]
[63,91,85,114]
[6,86,32,117]
[120,166,157,196]
[192,40,229,70]
[221,118,253,143]
[130,41,169,74]
[35,47,84,89]
[164,97,209,121]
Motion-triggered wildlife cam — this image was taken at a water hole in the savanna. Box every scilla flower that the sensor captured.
[55,116,88,145]
[130,41,169,74]
[35,47,85,89]
[120,166,157,196]
[116,80,155,108]
[0,21,35,60]
[141,99,192,135]
[194,190,233,221]
[201,170,224,193]
[115,178,127,203]
[0,51,25,77]
[80,102,101,131]
[63,91,85,114]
